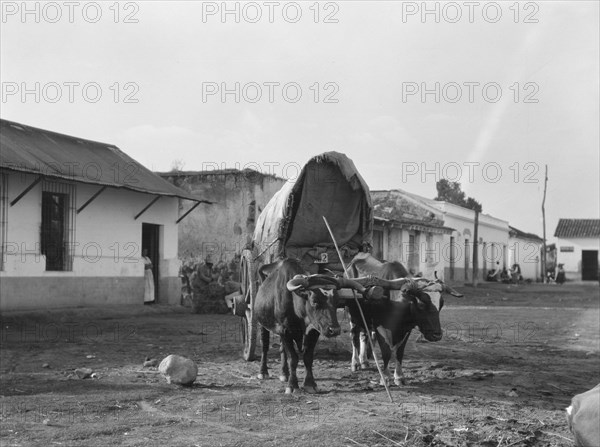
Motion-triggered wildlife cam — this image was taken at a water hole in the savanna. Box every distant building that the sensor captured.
[371,190,453,278]
[554,219,600,281]
[372,189,510,283]
[428,201,509,283]
[508,226,543,281]
[0,119,207,311]
[160,169,285,263]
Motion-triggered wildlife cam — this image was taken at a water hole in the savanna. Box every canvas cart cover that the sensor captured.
[252,152,373,271]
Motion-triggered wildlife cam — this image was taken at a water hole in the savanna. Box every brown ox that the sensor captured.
[346,254,462,385]
[255,258,367,394]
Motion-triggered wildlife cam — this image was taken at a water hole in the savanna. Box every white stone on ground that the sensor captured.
[158,355,198,385]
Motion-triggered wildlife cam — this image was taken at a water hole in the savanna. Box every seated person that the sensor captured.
[487,262,502,281]
[511,264,522,282]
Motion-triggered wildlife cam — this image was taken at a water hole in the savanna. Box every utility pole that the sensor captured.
[472,208,479,286]
[541,165,548,282]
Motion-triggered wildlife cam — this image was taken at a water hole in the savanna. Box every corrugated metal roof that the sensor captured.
[0,119,209,203]
[554,219,600,238]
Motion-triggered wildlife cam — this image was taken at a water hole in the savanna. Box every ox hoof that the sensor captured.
[279,375,289,383]
[380,377,390,387]
[360,362,370,370]
[394,378,406,386]
[285,386,295,395]
[257,373,269,380]
[303,385,318,394]
[351,363,360,372]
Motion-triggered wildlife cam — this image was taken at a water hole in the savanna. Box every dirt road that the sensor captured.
[1,283,598,446]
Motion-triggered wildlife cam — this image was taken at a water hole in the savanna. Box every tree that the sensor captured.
[435,179,482,212]
[170,159,185,172]
[465,197,482,213]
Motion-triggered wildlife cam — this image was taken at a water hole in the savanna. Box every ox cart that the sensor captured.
[232,151,375,361]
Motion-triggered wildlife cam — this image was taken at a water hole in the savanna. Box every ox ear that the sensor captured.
[259,261,280,282]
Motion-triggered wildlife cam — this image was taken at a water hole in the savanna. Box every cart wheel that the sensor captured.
[240,249,257,361]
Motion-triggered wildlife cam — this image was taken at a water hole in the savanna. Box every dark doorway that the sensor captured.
[142,223,160,301]
[449,236,455,280]
[464,239,470,281]
[41,191,67,271]
[582,250,599,281]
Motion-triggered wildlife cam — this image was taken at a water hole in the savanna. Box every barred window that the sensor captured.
[482,242,487,272]
[408,232,419,273]
[0,173,7,271]
[41,180,76,271]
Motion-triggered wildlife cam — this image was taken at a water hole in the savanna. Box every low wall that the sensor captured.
[0,276,182,311]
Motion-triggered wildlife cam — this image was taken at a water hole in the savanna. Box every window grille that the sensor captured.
[0,173,7,271]
[41,180,76,271]
[482,242,487,272]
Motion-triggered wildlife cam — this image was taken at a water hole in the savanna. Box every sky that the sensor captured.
[1,1,599,241]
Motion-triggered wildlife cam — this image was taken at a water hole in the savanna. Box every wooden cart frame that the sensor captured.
[232,152,375,361]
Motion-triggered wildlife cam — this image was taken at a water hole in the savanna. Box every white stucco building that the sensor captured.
[508,226,543,281]
[554,219,600,281]
[424,199,510,283]
[371,190,453,278]
[373,189,511,283]
[0,119,208,311]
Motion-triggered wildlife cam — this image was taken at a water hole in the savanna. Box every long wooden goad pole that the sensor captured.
[541,165,548,282]
[322,216,394,403]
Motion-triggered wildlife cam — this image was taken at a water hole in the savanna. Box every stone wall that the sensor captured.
[160,169,286,264]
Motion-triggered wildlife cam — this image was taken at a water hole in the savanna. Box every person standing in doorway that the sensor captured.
[556,263,566,285]
[142,248,155,303]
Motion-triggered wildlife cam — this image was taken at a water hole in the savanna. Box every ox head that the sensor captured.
[401,281,443,342]
[401,278,463,342]
[287,275,341,337]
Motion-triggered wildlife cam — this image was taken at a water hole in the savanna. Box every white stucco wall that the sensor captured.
[508,236,542,280]
[2,172,178,276]
[556,237,600,277]
[0,171,181,310]
[377,224,447,279]
[429,202,510,282]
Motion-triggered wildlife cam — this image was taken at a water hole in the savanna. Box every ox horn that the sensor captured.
[334,278,384,300]
[435,280,464,297]
[286,274,341,292]
[432,271,463,297]
[444,284,464,297]
[287,275,308,292]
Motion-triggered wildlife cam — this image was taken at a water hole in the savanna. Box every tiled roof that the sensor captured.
[554,219,600,238]
[509,226,543,241]
[371,190,446,226]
